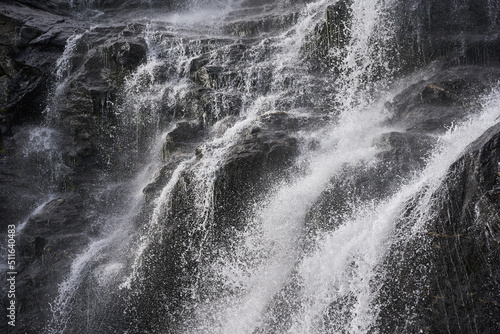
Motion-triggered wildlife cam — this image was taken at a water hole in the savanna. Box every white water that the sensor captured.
[14,31,88,193]
[45,12,213,324]
[114,2,337,306]
[40,0,500,333]
[177,0,500,333]
[46,146,163,333]
[45,31,86,123]
[46,1,245,332]
[16,196,57,233]
[45,0,326,329]
[115,2,246,289]
[289,86,500,333]
[119,156,195,290]
[178,0,398,332]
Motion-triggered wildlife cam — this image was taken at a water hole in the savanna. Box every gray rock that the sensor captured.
[388,66,500,133]
[161,120,204,160]
[13,194,91,334]
[302,0,352,72]
[391,0,500,73]
[223,11,299,38]
[378,122,500,333]
[2,0,500,332]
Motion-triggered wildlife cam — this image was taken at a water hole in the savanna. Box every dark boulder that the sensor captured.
[0,3,81,119]
[213,112,299,235]
[162,120,204,160]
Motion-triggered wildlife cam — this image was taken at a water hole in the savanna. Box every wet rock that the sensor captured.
[392,0,500,73]
[388,65,500,133]
[11,194,91,334]
[419,83,460,105]
[107,0,179,11]
[162,120,204,159]
[164,87,242,125]
[164,87,207,120]
[258,110,327,132]
[142,164,172,197]
[126,114,300,333]
[0,1,88,138]
[240,0,275,7]
[192,65,243,91]
[305,130,435,238]
[378,122,500,333]
[375,131,434,167]
[223,11,299,38]
[74,24,148,85]
[23,195,86,236]
[166,121,204,142]
[0,1,85,262]
[213,115,299,232]
[2,0,500,333]
[193,65,223,88]
[458,35,500,66]
[113,40,148,69]
[45,24,149,174]
[3,0,71,15]
[219,43,247,66]
[0,15,151,334]
[189,54,210,74]
[302,0,352,72]
[1,2,82,53]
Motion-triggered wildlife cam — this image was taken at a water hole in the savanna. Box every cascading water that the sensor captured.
[3,0,500,333]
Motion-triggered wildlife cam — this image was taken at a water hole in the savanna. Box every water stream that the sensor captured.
[9,0,499,333]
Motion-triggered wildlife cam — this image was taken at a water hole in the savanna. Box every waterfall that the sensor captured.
[4,0,500,333]
[46,32,86,121]
[288,87,500,333]
[173,1,399,332]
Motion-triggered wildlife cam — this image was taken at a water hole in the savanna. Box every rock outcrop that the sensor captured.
[124,112,300,333]
[378,122,500,333]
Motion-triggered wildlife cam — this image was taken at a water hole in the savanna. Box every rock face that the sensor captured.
[213,112,300,233]
[425,124,500,333]
[0,1,83,113]
[302,0,352,71]
[0,2,84,230]
[15,194,91,334]
[389,0,500,76]
[0,2,148,333]
[124,112,300,333]
[2,0,500,333]
[378,123,500,333]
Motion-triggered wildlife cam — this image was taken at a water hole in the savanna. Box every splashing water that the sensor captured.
[289,85,500,334]
[16,196,57,233]
[174,0,401,332]
[45,31,85,123]
[38,0,500,333]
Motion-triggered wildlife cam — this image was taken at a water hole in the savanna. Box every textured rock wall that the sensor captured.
[378,122,500,334]
[2,0,500,333]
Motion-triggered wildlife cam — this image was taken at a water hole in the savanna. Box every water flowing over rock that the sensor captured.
[1,0,500,333]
